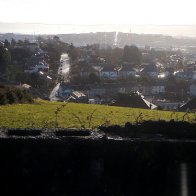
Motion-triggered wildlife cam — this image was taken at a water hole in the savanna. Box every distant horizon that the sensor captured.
[2,21,196,26]
[1,22,196,37]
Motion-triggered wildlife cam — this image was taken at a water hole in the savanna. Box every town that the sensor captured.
[1,32,196,111]
[1,0,196,194]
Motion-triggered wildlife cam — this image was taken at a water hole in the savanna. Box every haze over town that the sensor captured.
[1,0,196,36]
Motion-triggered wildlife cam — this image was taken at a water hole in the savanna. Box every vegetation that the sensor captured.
[122,45,141,64]
[0,85,33,105]
[0,45,11,80]
[0,99,195,128]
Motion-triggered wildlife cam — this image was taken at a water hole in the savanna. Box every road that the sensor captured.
[58,53,70,81]
[49,53,70,101]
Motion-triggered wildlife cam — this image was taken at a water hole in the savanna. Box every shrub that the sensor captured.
[0,91,7,105]
[0,86,33,105]
[6,88,18,104]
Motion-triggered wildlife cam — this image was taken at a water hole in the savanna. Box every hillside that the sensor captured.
[0,100,195,128]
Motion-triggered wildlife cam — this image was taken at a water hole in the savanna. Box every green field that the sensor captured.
[0,99,195,128]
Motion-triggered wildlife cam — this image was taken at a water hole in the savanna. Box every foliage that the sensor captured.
[10,48,31,61]
[68,43,80,62]
[0,86,33,105]
[123,45,141,64]
[15,72,48,88]
[88,73,100,84]
[0,45,11,78]
[99,120,196,139]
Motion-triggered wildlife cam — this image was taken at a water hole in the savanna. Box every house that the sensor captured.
[152,99,182,110]
[174,71,193,80]
[179,98,196,112]
[118,64,136,79]
[14,42,39,51]
[0,41,4,47]
[67,91,88,103]
[164,67,174,77]
[193,71,196,80]
[80,66,99,78]
[24,62,49,73]
[185,61,196,72]
[99,65,118,80]
[190,84,196,96]
[138,84,165,96]
[110,93,157,109]
[140,64,158,78]
[26,43,39,51]
[58,83,74,98]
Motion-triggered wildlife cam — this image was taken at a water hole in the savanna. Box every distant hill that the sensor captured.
[1,23,196,48]
[1,22,196,37]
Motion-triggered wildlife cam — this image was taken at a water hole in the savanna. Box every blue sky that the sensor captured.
[0,0,196,25]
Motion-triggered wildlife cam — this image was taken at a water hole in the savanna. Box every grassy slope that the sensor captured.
[0,99,195,128]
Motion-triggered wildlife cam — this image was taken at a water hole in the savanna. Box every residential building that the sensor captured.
[68,91,88,103]
[118,64,136,79]
[0,41,4,47]
[140,64,158,78]
[190,84,196,96]
[110,93,157,109]
[99,65,118,80]
[179,98,196,112]
[80,66,99,78]
[24,62,49,73]
[174,71,193,80]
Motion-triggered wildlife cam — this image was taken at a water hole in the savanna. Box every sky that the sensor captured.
[0,0,196,25]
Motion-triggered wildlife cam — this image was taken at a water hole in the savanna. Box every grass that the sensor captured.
[0,99,195,128]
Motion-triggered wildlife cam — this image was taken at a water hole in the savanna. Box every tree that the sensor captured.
[27,73,46,88]
[6,88,17,104]
[122,45,141,64]
[0,46,11,79]
[111,47,123,64]
[68,43,80,62]
[0,91,7,105]
[24,39,30,44]
[11,38,16,48]
[88,73,100,84]
[4,39,10,48]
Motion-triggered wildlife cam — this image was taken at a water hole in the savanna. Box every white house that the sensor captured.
[24,62,49,73]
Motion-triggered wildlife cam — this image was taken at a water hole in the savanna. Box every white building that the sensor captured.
[24,62,49,73]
